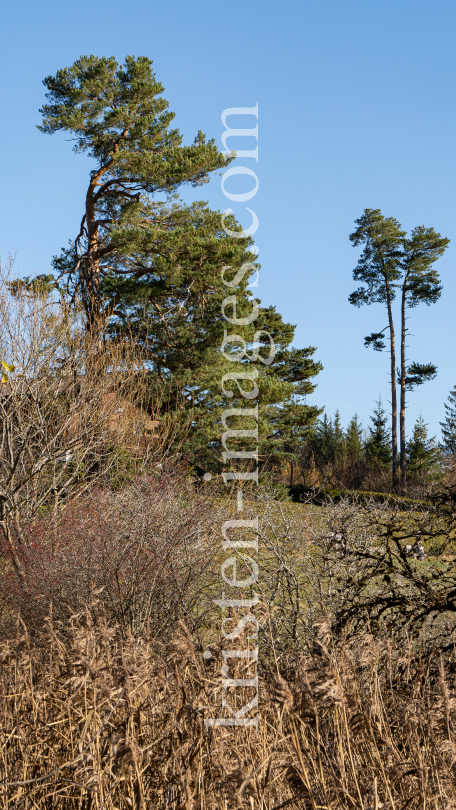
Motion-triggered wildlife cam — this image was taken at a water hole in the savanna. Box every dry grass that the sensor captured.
[0,609,455,809]
[1,483,456,808]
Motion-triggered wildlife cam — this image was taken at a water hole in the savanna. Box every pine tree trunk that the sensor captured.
[84,177,106,365]
[80,143,122,345]
[400,283,408,494]
[385,288,398,492]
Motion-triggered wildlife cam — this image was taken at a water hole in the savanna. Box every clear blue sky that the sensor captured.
[1,0,455,439]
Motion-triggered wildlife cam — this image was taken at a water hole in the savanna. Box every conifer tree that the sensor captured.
[349,209,448,492]
[263,341,322,479]
[180,309,323,470]
[38,55,231,340]
[398,225,447,490]
[308,410,345,469]
[365,397,392,467]
[349,210,403,489]
[38,55,324,473]
[440,385,456,455]
[345,414,363,458]
[333,409,344,449]
[314,414,336,465]
[406,414,441,480]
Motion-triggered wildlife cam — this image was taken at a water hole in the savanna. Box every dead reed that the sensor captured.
[0,610,455,809]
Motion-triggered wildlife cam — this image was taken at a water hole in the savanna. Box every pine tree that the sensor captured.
[38,55,230,338]
[349,209,448,492]
[365,397,392,466]
[440,385,456,455]
[105,204,258,383]
[37,55,325,475]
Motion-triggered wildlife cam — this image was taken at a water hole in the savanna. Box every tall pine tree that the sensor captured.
[349,209,448,492]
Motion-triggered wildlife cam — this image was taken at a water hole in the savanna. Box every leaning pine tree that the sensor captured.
[39,55,324,472]
[38,55,232,342]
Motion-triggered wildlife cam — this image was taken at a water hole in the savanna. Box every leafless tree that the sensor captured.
[0,257,151,584]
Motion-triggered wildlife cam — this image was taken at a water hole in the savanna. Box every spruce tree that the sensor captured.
[177,308,323,470]
[262,341,323,479]
[407,414,441,480]
[345,414,363,457]
[307,410,344,471]
[314,414,336,466]
[365,396,392,466]
[333,410,345,449]
[343,413,364,487]
[440,385,456,455]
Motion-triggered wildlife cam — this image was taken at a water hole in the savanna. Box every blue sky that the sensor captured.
[1,0,455,439]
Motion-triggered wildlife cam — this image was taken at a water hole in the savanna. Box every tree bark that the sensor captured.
[399,277,409,494]
[385,286,398,492]
[84,176,103,346]
[80,136,125,345]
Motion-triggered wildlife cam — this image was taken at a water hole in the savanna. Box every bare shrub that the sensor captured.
[0,257,178,586]
[245,489,323,660]
[231,488,456,663]
[0,463,219,638]
[297,491,456,657]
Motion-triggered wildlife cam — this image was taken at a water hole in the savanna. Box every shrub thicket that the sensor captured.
[0,465,218,639]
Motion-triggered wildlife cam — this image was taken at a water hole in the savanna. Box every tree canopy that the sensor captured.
[39,55,231,334]
[37,55,324,474]
[349,208,448,492]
